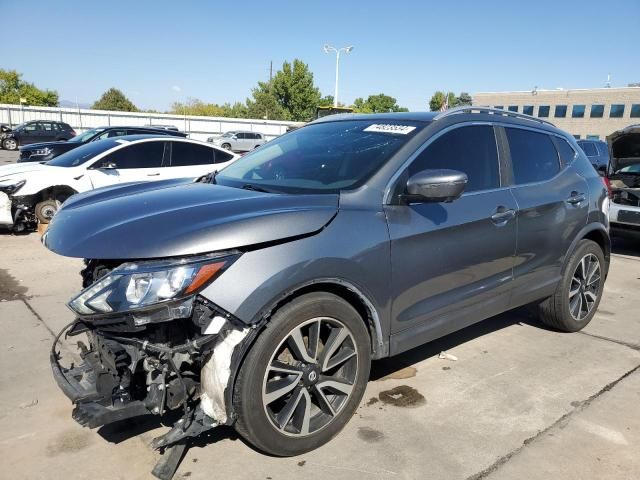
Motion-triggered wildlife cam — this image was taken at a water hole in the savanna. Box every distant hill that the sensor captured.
[58,99,92,109]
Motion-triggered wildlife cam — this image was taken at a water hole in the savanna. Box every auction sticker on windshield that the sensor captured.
[363,124,416,135]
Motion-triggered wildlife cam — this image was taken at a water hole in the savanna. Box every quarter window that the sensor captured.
[554,105,567,118]
[523,105,534,116]
[630,104,640,118]
[408,125,500,193]
[538,106,550,118]
[572,105,585,118]
[590,104,604,118]
[505,128,560,184]
[610,104,625,118]
[554,138,576,165]
[102,141,165,169]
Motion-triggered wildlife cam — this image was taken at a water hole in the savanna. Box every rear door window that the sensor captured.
[170,142,215,166]
[506,128,560,184]
[409,125,500,192]
[103,141,165,169]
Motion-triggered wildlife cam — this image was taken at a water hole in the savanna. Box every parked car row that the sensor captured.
[18,125,186,162]
[0,136,237,232]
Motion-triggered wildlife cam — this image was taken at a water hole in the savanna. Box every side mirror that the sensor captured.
[232,136,238,140]
[100,162,117,170]
[403,169,468,203]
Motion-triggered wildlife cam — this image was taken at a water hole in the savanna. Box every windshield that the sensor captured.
[47,138,121,167]
[69,128,104,143]
[216,119,425,193]
[221,132,235,138]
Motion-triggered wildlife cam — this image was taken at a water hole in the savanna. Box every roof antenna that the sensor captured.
[605,73,611,88]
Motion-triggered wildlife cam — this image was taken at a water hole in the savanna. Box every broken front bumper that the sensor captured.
[0,192,12,226]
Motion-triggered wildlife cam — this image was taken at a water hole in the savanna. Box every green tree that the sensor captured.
[271,59,321,121]
[0,69,58,106]
[429,91,458,111]
[92,88,138,112]
[352,94,408,113]
[245,81,290,120]
[318,95,335,107]
[457,92,472,106]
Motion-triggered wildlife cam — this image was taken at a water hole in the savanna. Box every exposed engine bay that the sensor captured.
[610,176,640,207]
[51,259,256,479]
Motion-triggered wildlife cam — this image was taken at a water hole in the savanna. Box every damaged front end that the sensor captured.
[51,253,255,476]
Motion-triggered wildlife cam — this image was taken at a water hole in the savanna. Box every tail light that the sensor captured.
[602,176,612,199]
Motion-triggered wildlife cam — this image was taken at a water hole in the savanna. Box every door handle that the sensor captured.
[147,173,161,177]
[491,206,516,225]
[566,192,586,205]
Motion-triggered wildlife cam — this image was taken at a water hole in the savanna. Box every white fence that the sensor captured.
[0,104,301,141]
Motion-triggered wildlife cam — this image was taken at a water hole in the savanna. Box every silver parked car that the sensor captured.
[207,130,266,152]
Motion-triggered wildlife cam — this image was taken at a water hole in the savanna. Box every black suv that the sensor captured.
[17,125,187,162]
[2,120,75,151]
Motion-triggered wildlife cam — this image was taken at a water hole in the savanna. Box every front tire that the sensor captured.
[221,143,232,150]
[233,292,371,456]
[539,239,605,332]
[34,199,60,224]
[3,138,18,150]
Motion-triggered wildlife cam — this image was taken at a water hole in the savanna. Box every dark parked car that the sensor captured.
[44,107,609,476]
[2,120,75,150]
[577,139,610,171]
[18,125,187,162]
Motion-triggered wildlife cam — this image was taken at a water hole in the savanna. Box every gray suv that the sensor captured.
[44,107,609,475]
[207,130,266,152]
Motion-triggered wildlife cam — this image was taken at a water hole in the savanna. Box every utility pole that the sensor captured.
[269,61,273,82]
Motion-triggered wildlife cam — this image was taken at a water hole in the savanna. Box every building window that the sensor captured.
[572,105,585,118]
[555,105,567,118]
[573,134,581,139]
[590,104,604,118]
[508,105,518,112]
[538,105,550,117]
[610,104,625,118]
[523,105,534,116]
[494,105,504,110]
[631,104,640,118]
[586,135,600,140]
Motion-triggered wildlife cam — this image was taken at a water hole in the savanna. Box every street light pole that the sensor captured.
[324,44,353,107]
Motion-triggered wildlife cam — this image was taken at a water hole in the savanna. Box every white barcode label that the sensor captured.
[363,124,416,135]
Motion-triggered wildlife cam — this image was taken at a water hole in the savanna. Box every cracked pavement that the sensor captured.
[0,183,639,478]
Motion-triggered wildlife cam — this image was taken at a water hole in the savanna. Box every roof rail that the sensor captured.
[434,106,555,127]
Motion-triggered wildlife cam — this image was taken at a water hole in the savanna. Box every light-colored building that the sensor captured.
[473,86,640,140]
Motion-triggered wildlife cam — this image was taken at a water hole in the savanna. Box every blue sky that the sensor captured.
[3,0,639,111]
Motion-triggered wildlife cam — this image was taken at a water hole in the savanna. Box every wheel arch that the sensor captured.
[566,223,611,275]
[223,279,386,425]
[36,184,78,203]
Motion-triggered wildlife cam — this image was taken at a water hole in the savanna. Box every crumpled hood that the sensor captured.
[43,180,339,259]
[607,124,640,172]
[0,162,51,179]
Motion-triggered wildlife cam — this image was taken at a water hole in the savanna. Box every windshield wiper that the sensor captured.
[241,183,272,193]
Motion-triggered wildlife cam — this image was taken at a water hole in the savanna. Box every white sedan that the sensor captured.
[0,135,238,232]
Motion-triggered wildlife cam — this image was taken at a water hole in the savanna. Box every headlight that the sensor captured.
[68,253,239,324]
[33,147,53,156]
[0,179,26,195]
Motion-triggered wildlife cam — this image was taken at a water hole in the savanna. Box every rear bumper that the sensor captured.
[610,202,640,228]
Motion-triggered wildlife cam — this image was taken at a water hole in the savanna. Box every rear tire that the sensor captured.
[539,239,605,332]
[233,292,371,456]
